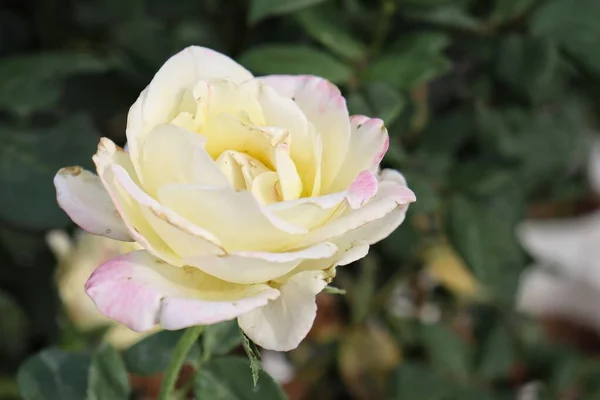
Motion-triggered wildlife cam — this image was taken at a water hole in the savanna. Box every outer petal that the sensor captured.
[238,270,327,351]
[127,46,253,173]
[184,242,337,284]
[85,250,280,332]
[259,75,350,192]
[329,116,389,193]
[516,211,600,286]
[158,184,306,252]
[54,167,132,241]
[303,170,416,248]
[140,124,228,196]
[517,266,600,333]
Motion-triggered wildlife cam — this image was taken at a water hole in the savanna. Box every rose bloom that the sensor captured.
[54,46,415,351]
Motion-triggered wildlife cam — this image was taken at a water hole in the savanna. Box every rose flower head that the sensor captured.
[54,46,416,351]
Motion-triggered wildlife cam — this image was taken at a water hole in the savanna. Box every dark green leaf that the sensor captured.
[248,0,328,23]
[123,330,201,375]
[531,0,600,77]
[405,6,483,30]
[421,324,471,378]
[296,4,366,61]
[495,35,559,99]
[0,115,99,230]
[203,320,242,359]
[489,0,536,23]
[348,83,405,126]
[194,357,287,400]
[365,33,451,89]
[0,52,111,114]
[238,45,352,84]
[0,290,28,364]
[18,349,91,400]
[478,323,516,380]
[88,344,130,400]
[446,192,526,303]
[392,363,458,399]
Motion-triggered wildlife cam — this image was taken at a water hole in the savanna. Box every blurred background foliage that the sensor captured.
[1,0,600,398]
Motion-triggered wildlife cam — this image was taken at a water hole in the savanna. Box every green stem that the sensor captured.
[158,325,204,400]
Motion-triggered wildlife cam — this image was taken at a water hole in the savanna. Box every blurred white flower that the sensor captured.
[261,350,295,384]
[517,139,600,331]
[47,230,155,349]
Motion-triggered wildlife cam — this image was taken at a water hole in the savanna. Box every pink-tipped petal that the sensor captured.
[346,170,378,209]
[85,250,279,332]
[328,116,390,192]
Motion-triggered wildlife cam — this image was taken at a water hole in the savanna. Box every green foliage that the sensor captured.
[123,330,202,375]
[2,0,600,398]
[202,320,242,358]
[194,357,287,400]
[238,45,352,84]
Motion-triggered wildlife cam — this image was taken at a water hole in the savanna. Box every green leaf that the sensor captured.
[531,0,600,77]
[348,83,405,126]
[0,52,111,114]
[0,290,28,363]
[88,344,130,400]
[495,35,559,99]
[296,4,366,61]
[238,45,352,84]
[241,331,262,387]
[18,349,91,400]
[248,0,327,23]
[123,330,201,375]
[446,192,526,303]
[194,357,287,400]
[489,0,536,23]
[392,363,458,399]
[478,323,516,380]
[203,320,242,359]
[365,33,451,89]
[0,115,99,231]
[405,5,482,30]
[421,324,471,378]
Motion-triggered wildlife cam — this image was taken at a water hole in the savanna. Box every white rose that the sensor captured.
[54,46,416,351]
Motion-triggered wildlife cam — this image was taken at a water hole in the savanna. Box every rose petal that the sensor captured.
[304,170,416,247]
[329,116,389,192]
[259,75,350,192]
[94,138,225,265]
[516,211,600,286]
[184,242,337,284]
[140,124,228,196]
[158,184,306,252]
[238,270,327,351]
[127,46,254,174]
[267,191,347,230]
[346,170,378,209]
[85,250,280,332]
[242,80,321,196]
[517,267,600,332]
[54,167,132,241]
